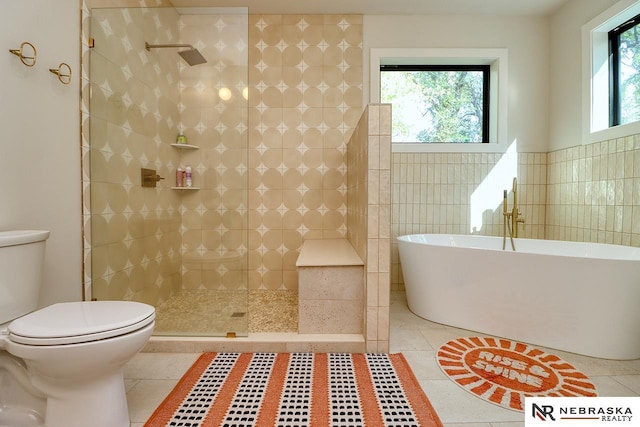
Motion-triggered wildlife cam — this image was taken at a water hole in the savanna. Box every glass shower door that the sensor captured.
[86,5,248,337]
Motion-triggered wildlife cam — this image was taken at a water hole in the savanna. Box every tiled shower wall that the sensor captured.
[175,13,248,291]
[546,136,640,246]
[391,152,548,290]
[85,11,363,302]
[247,15,363,290]
[347,104,392,352]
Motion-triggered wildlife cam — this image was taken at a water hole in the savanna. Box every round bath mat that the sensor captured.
[436,336,597,412]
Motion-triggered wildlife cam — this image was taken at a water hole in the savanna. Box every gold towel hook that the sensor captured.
[9,41,37,67]
[49,62,72,85]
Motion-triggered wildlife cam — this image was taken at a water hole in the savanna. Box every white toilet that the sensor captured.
[0,230,155,427]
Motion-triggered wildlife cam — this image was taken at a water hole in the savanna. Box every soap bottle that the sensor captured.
[176,167,183,187]
[185,165,192,187]
[176,132,187,144]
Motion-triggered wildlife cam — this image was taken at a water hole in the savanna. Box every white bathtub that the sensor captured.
[397,234,640,360]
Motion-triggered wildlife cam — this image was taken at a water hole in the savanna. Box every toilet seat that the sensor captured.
[8,301,155,346]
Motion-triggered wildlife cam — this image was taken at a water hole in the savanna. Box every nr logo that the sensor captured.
[532,403,556,421]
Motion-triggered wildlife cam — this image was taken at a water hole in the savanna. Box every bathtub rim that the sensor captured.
[397,233,640,261]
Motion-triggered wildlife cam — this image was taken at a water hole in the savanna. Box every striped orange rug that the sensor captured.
[145,352,443,427]
[437,337,597,412]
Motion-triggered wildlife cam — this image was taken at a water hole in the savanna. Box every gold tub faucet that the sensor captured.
[510,177,525,238]
[502,177,525,250]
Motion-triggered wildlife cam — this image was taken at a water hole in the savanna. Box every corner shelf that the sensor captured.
[171,141,199,190]
[171,143,199,150]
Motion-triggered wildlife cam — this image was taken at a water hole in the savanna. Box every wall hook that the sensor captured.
[49,62,72,85]
[8,41,37,67]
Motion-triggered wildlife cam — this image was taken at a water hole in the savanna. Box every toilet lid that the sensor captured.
[8,301,155,346]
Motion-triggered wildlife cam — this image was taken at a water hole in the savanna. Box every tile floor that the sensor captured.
[124,291,640,426]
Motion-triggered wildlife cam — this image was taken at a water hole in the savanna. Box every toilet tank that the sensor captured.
[0,230,50,325]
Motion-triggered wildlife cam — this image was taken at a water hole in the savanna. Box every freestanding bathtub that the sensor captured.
[397,234,640,360]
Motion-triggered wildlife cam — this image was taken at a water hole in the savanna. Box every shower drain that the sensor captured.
[230,312,246,318]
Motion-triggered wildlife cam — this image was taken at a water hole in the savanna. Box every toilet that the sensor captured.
[0,230,155,427]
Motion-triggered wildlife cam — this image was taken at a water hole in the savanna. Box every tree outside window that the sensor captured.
[610,13,640,126]
[381,65,489,143]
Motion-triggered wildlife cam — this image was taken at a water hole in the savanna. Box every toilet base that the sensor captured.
[0,351,46,426]
[0,407,44,427]
[34,371,129,427]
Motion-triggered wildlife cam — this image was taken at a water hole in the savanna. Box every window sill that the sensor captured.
[585,121,640,145]
[392,142,507,153]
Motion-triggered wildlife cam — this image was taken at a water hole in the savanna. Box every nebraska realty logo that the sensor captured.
[525,397,640,426]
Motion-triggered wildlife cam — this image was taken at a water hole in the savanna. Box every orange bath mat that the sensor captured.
[145,352,443,427]
[437,337,597,412]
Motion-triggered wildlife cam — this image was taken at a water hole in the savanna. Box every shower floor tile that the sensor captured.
[248,290,298,333]
[153,290,298,336]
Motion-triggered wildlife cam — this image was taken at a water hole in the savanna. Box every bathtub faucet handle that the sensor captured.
[516,210,525,223]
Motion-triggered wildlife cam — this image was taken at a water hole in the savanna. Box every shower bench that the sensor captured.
[296,239,364,334]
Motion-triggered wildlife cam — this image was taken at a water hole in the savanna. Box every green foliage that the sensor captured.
[619,25,640,124]
[381,69,484,143]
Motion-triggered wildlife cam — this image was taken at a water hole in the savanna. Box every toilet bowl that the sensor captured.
[0,230,155,427]
[1,301,155,427]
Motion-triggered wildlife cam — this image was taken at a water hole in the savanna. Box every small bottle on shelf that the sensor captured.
[176,167,184,187]
[185,166,192,187]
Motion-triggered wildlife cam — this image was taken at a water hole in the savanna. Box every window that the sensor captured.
[609,13,640,127]
[370,48,508,152]
[380,65,490,143]
[582,0,640,142]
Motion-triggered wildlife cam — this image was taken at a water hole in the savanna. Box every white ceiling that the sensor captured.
[170,0,571,16]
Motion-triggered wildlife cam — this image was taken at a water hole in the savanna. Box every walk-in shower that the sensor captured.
[84,6,249,337]
[144,42,207,66]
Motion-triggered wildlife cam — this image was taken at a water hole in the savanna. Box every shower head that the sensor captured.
[145,42,207,66]
[177,48,207,66]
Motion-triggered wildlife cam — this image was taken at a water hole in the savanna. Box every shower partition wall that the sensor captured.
[86,6,249,337]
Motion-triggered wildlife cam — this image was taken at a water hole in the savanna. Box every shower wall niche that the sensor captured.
[86,6,248,337]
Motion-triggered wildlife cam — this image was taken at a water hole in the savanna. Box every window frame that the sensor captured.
[582,0,640,144]
[608,12,640,127]
[380,64,491,143]
[370,48,509,153]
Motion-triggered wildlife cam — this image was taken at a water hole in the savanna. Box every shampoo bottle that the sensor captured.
[185,166,192,187]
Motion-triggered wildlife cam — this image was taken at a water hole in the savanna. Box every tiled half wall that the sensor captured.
[347,104,392,352]
[546,137,640,246]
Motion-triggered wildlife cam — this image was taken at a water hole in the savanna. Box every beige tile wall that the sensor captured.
[175,13,248,291]
[247,15,363,290]
[84,11,364,303]
[391,152,547,290]
[347,104,392,352]
[546,136,640,246]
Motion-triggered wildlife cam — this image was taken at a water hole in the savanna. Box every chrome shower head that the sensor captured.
[145,42,207,66]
